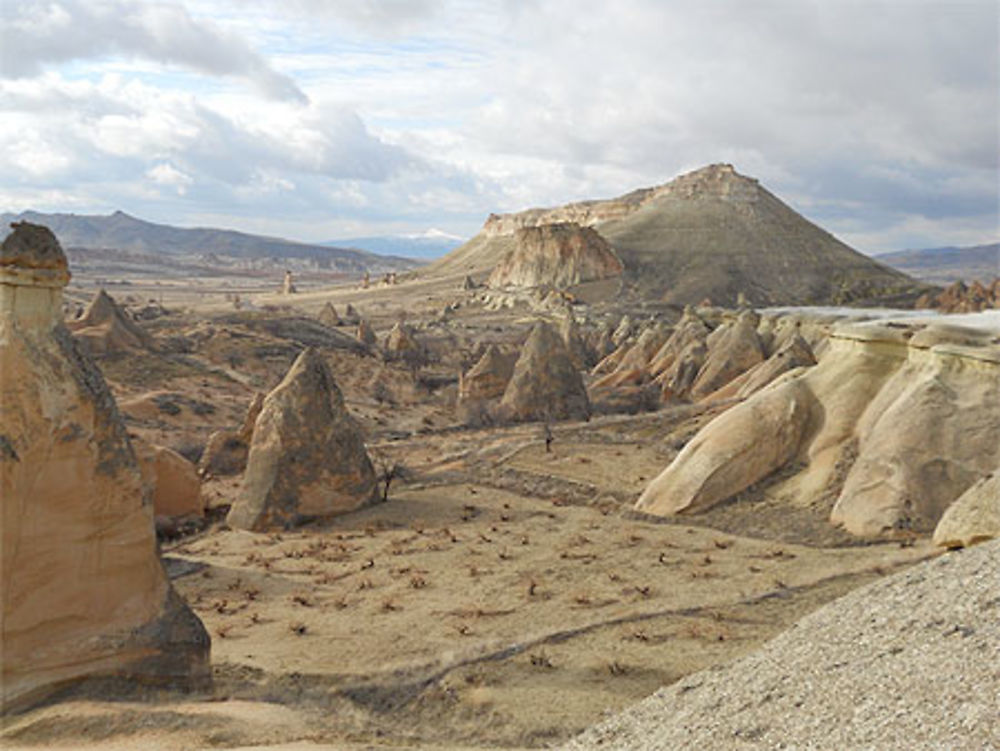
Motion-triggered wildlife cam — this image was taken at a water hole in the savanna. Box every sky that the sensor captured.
[0,0,997,254]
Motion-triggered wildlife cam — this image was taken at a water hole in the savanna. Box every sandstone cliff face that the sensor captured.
[636,318,1000,536]
[227,348,377,531]
[497,321,590,423]
[0,223,209,712]
[487,223,623,290]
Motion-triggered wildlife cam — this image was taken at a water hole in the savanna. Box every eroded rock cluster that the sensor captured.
[487,222,623,289]
[637,318,1000,539]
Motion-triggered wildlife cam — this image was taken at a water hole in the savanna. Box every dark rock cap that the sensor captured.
[1,222,68,271]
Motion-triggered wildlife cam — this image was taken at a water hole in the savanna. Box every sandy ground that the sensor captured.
[1,270,946,749]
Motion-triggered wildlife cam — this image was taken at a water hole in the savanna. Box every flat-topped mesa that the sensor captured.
[487,222,624,289]
[0,222,209,712]
[482,164,757,237]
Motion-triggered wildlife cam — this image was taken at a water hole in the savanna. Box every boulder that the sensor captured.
[487,222,623,289]
[636,379,815,516]
[227,348,377,531]
[198,393,264,477]
[0,222,209,711]
[134,439,204,523]
[497,321,590,423]
[932,472,1000,548]
[317,302,342,327]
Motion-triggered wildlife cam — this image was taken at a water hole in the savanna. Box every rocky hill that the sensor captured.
[0,210,422,276]
[877,242,999,284]
[427,164,930,307]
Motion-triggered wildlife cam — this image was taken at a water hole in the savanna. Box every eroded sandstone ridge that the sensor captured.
[637,318,1000,537]
[227,348,377,531]
[0,222,209,712]
[487,222,623,289]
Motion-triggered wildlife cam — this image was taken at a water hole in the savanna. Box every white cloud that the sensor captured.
[0,0,307,102]
[147,162,193,194]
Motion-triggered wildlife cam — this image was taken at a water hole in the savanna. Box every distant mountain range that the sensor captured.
[875,242,999,284]
[327,229,465,260]
[0,210,423,276]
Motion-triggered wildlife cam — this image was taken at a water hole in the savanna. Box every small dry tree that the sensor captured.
[369,447,412,503]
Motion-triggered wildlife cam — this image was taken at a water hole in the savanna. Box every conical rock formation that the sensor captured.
[458,344,516,403]
[68,288,155,354]
[227,348,377,531]
[497,321,590,423]
[318,302,342,327]
[0,222,209,711]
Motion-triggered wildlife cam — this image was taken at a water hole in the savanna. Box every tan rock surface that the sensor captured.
[708,334,816,401]
[637,318,1000,536]
[0,223,208,712]
[133,439,204,522]
[227,348,377,531]
[458,344,516,403]
[637,379,815,516]
[317,302,341,327]
[498,320,590,422]
[648,308,710,377]
[383,321,419,356]
[356,318,377,347]
[487,222,623,289]
[68,288,155,354]
[932,472,1000,548]
[690,310,765,399]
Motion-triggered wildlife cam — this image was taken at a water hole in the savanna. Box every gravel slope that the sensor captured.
[564,539,1000,750]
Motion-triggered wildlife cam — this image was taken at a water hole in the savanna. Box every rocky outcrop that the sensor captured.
[648,308,711,378]
[637,378,816,516]
[708,333,816,401]
[637,319,1000,536]
[932,472,1000,548]
[317,302,341,327]
[689,311,765,399]
[429,164,928,306]
[560,314,591,369]
[133,439,204,524]
[68,288,155,354]
[591,324,670,389]
[0,222,209,712]
[487,223,623,289]
[357,319,377,348]
[342,304,361,325]
[383,322,421,359]
[198,393,264,477]
[916,278,1000,312]
[281,270,296,294]
[497,321,590,423]
[458,344,516,403]
[227,348,377,531]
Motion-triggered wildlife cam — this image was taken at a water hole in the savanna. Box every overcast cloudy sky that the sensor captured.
[1,0,996,253]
